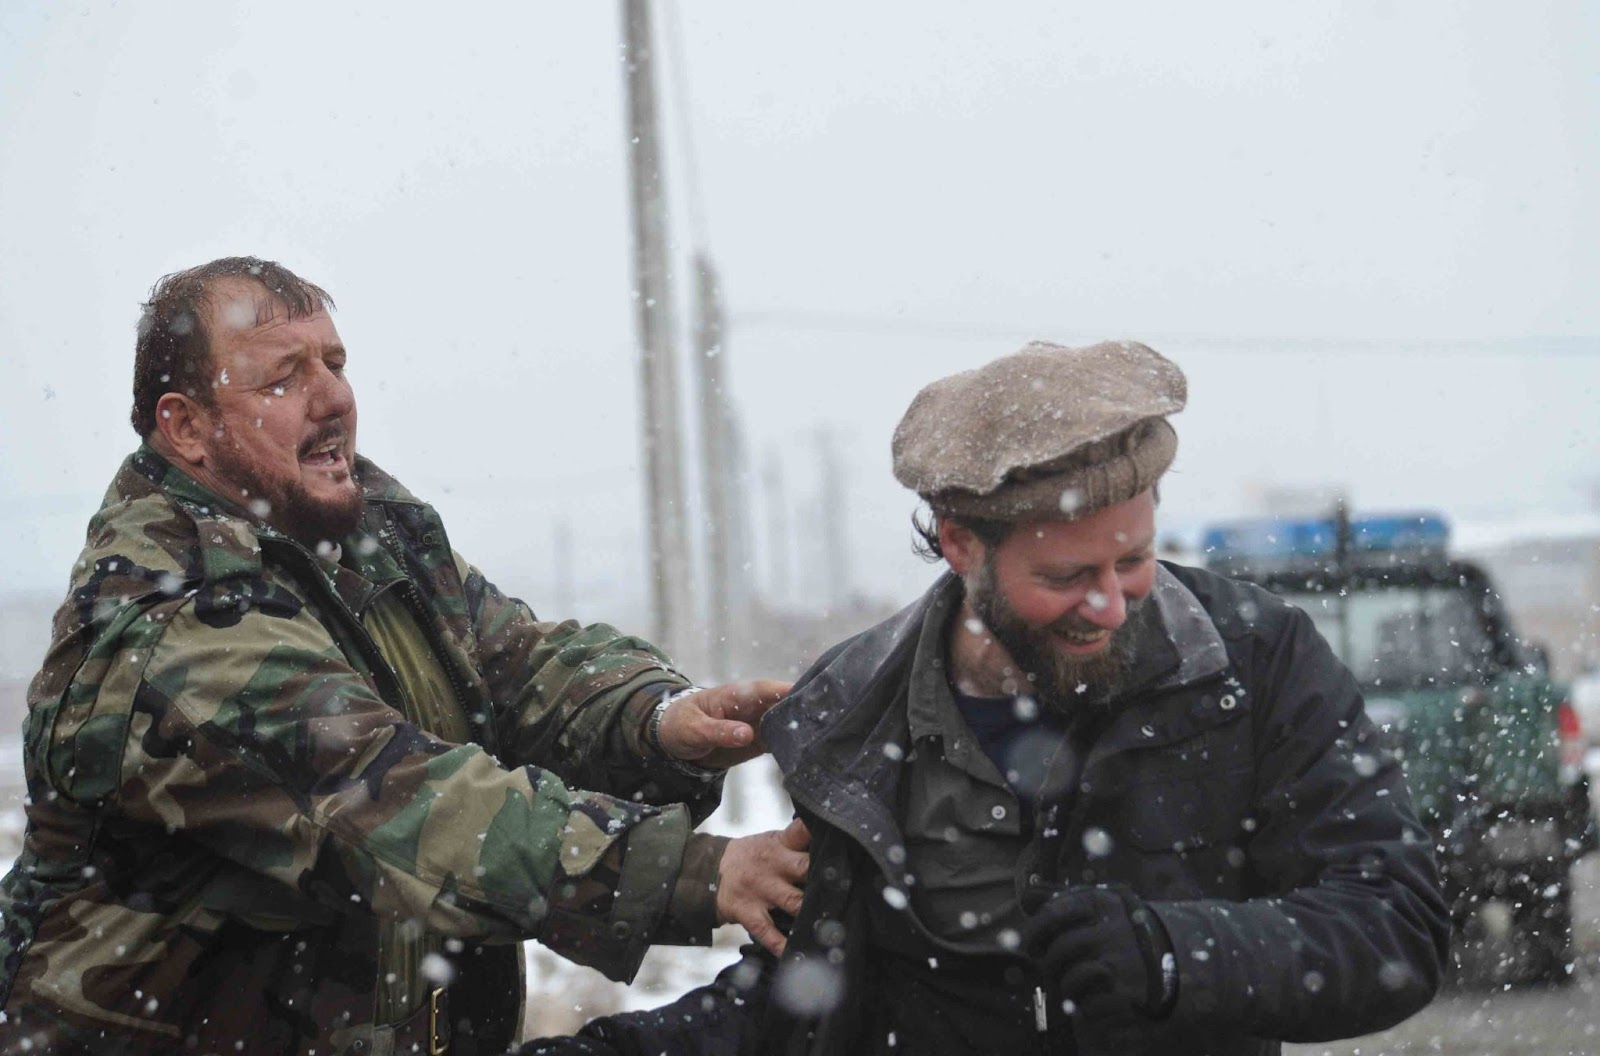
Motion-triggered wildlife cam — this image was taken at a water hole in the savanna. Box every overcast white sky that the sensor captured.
[2,2,1597,650]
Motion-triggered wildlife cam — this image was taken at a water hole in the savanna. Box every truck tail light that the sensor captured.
[1557,699,1584,776]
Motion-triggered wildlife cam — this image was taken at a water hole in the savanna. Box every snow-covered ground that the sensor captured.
[0,735,22,857]
[520,757,795,1039]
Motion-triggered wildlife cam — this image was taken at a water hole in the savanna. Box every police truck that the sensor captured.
[1201,510,1597,984]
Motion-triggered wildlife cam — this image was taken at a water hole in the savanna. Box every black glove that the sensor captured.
[1021,883,1177,1023]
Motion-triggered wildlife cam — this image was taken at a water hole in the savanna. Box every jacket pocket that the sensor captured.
[199,863,339,932]
[1116,766,1252,854]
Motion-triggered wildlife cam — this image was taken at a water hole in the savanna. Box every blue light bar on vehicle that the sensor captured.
[1200,512,1449,571]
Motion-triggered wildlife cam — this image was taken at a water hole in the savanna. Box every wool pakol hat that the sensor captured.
[891,340,1187,521]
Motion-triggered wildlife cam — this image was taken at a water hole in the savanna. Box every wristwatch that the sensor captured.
[646,687,722,780]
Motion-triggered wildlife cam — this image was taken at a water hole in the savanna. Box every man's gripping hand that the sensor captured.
[654,679,791,770]
[715,817,810,956]
[1022,883,1177,1030]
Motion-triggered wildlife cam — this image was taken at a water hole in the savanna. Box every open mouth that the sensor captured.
[1054,626,1110,648]
[301,436,347,470]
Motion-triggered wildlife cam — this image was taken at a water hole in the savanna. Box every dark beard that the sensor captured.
[965,552,1143,712]
[211,444,364,548]
[274,478,364,547]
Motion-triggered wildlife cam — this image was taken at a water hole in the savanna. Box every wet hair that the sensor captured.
[130,256,335,437]
[910,507,1012,562]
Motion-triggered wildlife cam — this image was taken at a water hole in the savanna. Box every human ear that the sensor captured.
[152,392,213,467]
[939,520,984,577]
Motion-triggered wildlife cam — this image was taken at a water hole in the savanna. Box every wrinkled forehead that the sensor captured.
[202,276,317,337]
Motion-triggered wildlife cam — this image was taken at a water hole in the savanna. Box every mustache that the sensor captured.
[1047,613,1104,636]
[1044,593,1148,636]
[299,425,348,459]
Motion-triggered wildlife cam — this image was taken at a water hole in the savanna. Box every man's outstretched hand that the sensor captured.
[716,818,810,956]
[656,679,791,770]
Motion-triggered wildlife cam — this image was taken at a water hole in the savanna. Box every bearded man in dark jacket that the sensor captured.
[528,340,1451,1056]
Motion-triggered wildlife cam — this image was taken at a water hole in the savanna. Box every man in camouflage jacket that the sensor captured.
[0,258,809,1055]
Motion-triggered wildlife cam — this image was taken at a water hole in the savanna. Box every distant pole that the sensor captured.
[620,0,694,659]
[553,517,575,617]
[724,415,755,639]
[816,428,852,612]
[693,253,731,679]
[764,448,792,603]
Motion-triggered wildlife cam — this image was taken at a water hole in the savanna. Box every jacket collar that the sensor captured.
[1128,563,1231,693]
[764,562,1235,878]
[903,575,969,746]
[124,444,270,586]
[763,577,938,785]
[767,563,1230,760]
[121,444,425,593]
[781,562,1230,748]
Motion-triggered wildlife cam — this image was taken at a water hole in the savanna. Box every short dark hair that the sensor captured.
[910,507,1013,562]
[130,256,335,437]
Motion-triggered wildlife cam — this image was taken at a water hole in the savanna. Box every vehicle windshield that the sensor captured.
[1280,583,1496,689]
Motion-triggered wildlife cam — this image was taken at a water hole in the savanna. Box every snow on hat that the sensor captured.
[891,340,1187,521]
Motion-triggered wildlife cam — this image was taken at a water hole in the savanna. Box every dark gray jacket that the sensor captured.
[533,563,1450,1056]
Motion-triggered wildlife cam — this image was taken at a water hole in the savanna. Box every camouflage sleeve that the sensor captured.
[93,596,691,982]
[455,554,724,821]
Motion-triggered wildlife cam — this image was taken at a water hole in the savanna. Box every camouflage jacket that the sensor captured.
[0,447,721,1055]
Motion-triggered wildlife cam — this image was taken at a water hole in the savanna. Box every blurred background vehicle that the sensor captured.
[1569,670,1600,750]
[1203,508,1600,985]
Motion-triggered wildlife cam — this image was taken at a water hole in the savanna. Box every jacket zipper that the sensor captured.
[283,527,514,1026]
[273,539,409,711]
[379,521,495,755]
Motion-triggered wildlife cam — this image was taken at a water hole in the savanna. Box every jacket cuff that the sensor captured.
[1147,899,1231,1024]
[547,806,691,984]
[620,679,691,759]
[604,679,726,824]
[653,833,729,945]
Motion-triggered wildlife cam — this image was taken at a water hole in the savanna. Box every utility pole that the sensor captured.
[816,428,852,612]
[552,517,575,618]
[693,253,732,679]
[620,0,695,659]
[764,448,792,603]
[724,414,755,657]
